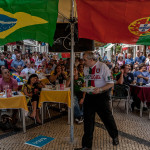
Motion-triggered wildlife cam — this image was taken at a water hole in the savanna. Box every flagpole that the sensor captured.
[70,0,75,143]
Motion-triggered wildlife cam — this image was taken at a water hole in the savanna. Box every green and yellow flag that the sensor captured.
[0,0,59,46]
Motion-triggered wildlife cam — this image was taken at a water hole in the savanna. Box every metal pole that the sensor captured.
[70,0,75,143]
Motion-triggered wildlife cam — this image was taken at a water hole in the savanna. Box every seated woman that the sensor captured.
[66,66,85,124]
[22,74,41,124]
[50,65,67,84]
[34,75,45,90]
[61,64,68,77]
[112,66,120,80]
[78,64,84,78]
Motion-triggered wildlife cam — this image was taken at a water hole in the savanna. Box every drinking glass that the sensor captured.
[134,77,137,85]
[3,85,9,96]
[63,80,66,88]
[140,78,143,86]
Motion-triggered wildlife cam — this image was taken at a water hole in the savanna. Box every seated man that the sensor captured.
[0,69,18,92]
[44,63,53,74]
[134,63,150,85]
[13,65,26,79]
[0,69,18,125]
[132,64,150,110]
[11,54,24,72]
[21,62,35,74]
[116,64,134,85]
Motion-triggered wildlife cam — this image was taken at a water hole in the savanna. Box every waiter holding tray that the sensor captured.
[75,52,119,150]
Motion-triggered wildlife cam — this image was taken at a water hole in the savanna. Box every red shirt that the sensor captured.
[6,59,13,70]
[0,78,18,92]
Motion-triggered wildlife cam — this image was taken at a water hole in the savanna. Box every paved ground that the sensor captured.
[0,102,150,150]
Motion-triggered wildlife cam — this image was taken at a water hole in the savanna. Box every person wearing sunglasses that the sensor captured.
[116,64,134,86]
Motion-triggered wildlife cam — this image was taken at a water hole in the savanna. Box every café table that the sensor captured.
[0,92,28,133]
[130,85,150,117]
[39,88,71,124]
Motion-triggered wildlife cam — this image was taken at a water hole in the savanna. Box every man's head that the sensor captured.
[137,50,140,57]
[134,64,139,71]
[120,64,129,74]
[16,54,21,60]
[26,63,31,68]
[83,52,97,67]
[17,65,22,73]
[14,49,18,55]
[0,54,5,60]
[2,69,10,79]
[47,63,53,69]
[128,53,132,59]
[139,63,146,72]
[140,52,143,57]
[79,59,84,65]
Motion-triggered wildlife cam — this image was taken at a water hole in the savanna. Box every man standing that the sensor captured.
[75,52,119,150]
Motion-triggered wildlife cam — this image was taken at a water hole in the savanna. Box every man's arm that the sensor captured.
[93,83,114,94]
[137,74,149,81]
[11,61,17,72]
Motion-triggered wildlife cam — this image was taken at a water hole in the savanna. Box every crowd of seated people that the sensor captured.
[1,47,150,131]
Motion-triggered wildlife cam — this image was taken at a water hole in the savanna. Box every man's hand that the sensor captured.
[57,71,61,76]
[93,88,101,94]
[137,75,143,78]
[79,98,84,105]
[121,69,124,74]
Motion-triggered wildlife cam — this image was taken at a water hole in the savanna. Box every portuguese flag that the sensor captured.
[76,0,150,45]
[0,0,59,46]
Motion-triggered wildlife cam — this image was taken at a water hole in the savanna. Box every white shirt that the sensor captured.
[12,54,16,60]
[21,68,35,74]
[145,58,150,66]
[84,61,113,88]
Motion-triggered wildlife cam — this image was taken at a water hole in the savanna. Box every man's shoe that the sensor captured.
[77,117,84,124]
[113,137,119,146]
[75,118,79,123]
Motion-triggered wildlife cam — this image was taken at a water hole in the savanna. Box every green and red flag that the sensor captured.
[76,0,150,45]
[0,0,59,46]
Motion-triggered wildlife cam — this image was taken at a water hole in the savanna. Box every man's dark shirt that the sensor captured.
[116,73,134,85]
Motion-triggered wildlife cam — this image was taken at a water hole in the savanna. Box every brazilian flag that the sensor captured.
[0,0,59,46]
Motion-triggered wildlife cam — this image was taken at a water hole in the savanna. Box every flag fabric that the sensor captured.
[76,0,150,45]
[0,0,59,46]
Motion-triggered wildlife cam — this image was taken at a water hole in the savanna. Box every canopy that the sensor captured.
[105,44,115,52]
[58,0,77,22]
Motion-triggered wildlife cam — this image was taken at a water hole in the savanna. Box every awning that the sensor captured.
[105,44,115,52]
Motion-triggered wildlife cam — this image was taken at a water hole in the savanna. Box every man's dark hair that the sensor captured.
[14,49,18,52]
[48,63,53,66]
[139,63,146,70]
[120,64,128,70]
